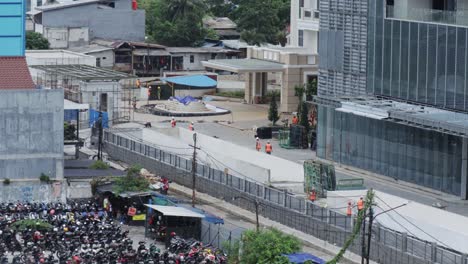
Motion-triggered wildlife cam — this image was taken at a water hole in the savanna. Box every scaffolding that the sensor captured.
[30,64,133,127]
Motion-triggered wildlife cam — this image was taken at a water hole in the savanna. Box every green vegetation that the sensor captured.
[64,122,77,140]
[299,101,310,134]
[268,94,280,125]
[26,31,50,50]
[145,0,208,47]
[39,173,50,183]
[113,165,149,194]
[11,219,52,231]
[232,0,290,45]
[206,0,235,17]
[327,189,375,264]
[226,228,301,264]
[90,160,110,170]
[216,90,245,98]
[3,178,10,185]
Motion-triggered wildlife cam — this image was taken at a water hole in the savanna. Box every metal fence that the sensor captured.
[104,130,467,264]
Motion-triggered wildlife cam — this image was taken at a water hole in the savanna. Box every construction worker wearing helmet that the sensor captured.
[255,137,261,151]
[171,117,177,128]
[265,141,272,154]
[189,122,194,131]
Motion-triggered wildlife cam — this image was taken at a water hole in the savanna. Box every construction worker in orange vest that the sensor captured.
[189,122,194,131]
[171,117,177,128]
[292,115,299,125]
[347,201,352,216]
[255,137,261,151]
[265,141,272,154]
[357,197,364,212]
[309,189,317,202]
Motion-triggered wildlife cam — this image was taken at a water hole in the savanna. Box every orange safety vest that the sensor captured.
[189,124,194,131]
[292,116,298,124]
[309,190,317,202]
[171,120,176,127]
[265,143,272,153]
[357,199,364,210]
[256,141,261,151]
[347,203,352,216]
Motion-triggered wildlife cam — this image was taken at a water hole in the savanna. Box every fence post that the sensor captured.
[263,186,267,200]
[283,190,287,207]
[431,242,437,263]
[402,232,408,253]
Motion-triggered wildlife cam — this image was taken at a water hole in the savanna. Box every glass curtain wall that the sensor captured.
[367,0,468,111]
[317,105,463,196]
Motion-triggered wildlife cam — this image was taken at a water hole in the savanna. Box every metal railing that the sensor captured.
[386,5,468,28]
[104,130,467,264]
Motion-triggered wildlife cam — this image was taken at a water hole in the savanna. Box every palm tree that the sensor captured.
[167,0,206,22]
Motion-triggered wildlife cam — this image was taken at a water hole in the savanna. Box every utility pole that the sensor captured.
[97,111,103,161]
[254,199,259,232]
[366,206,374,264]
[189,133,199,207]
[361,210,367,264]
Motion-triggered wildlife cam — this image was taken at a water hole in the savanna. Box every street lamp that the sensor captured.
[233,196,261,231]
[363,202,408,264]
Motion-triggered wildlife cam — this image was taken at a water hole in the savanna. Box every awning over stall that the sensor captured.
[145,204,205,218]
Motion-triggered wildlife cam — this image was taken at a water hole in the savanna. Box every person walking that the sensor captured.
[189,122,194,131]
[347,201,352,216]
[309,189,317,202]
[171,117,177,128]
[265,141,272,155]
[255,137,261,151]
[357,197,364,213]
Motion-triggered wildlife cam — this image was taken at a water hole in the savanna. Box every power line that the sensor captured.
[375,195,452,249]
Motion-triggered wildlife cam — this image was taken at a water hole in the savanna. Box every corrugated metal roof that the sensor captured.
[35,0,100,11]
[0,57,35,89]
[145,204,205,218]
[162,75,217,88]
[202,59,284,73]
[167,47,239,54]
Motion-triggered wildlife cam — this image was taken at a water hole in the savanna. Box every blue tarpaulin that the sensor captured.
[282,253,326,264]
[89,109,109,128]
[163,75,217,88]
[172,96,198,105]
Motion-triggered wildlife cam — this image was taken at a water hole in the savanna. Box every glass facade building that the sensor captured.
[368,1,468,111]
[316,0,468,198]
[317,105,463,196]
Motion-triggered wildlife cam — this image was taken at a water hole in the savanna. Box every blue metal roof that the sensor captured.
[0,0,26,56]
[282,253,326,264]
[163,75,217,88]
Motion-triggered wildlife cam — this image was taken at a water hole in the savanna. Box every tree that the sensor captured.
[113,165,150,194]
[327,189,375,264]
[26,31,49,50]
[299,101,310,133]
[268,94,279,125]
[206,0,236,17]
[233,0,290,45]
[145,0,207,47]
[234,228,301,264]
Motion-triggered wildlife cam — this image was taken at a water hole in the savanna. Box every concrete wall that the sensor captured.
[0,89,64,179]
[41,1,145,41]
[0,181,66,202]
[140,127,304,184]
[80,81,121,126]
[117,128,274,184]
[43,27,90,49]
[88,50,115,68]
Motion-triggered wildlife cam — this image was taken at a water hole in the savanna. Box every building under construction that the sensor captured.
[29,64,133,127]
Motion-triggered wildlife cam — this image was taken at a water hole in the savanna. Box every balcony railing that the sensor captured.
[386,5,468,27]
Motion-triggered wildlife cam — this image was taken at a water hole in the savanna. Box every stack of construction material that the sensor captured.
[289,125,308,149]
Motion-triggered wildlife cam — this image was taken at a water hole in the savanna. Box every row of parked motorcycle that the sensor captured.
[0,201,227,263]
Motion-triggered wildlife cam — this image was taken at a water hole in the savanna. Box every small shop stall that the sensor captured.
[145,204,205,247]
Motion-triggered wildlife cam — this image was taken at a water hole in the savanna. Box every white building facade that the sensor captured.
[289,0,320,53]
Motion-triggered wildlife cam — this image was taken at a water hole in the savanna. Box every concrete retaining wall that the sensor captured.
[0,180,66,202]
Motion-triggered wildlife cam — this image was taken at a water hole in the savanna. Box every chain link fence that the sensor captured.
[104,131,467,264]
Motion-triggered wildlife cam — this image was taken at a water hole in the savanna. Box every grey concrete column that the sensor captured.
[462,138,467,200]
[431,242,438,263]
[402,232,408,253]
